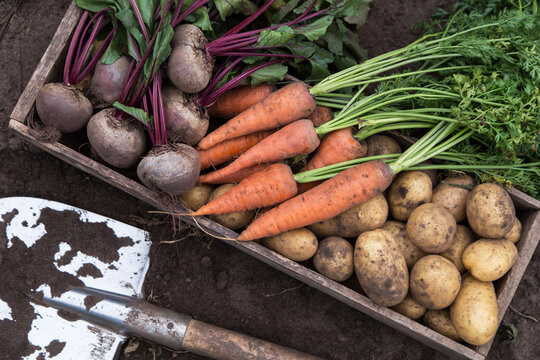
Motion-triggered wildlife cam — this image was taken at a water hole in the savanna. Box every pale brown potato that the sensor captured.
[366,135,402,156]
[388,171,432,221]
[503,217,522,243]
[409,255,461,310]
[431,175,474,223]
[450,275,498,346]
[180,184,214,211]
[381,220,425,268]
[462,239,518,281]
[406,203,457,253]
[440,225,475,273]
[262,228,318,262]
[209,184,254,230]
[313,237,354,282]
[354,229,408,307]
[424,309,461,342]
[391,294,426,320]
[466,183,515,238]
[308,194,388,238]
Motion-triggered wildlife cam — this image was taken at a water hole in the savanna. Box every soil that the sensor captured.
[0,0,539,360]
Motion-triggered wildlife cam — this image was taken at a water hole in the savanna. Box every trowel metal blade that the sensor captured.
[0,197,152,360]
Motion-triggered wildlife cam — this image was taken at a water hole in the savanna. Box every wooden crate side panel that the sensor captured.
[10,2,82,123]
[475,210,540,356]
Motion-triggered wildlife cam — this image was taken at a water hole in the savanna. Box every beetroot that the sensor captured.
[86,108,147,168]
[35,83,93,133]
[137,144,201,195]
[89,55,131,105]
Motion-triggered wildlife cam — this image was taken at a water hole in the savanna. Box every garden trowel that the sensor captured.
[0,197,322,360]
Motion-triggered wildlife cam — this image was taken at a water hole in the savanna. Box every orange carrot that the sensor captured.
[201,163,274,184]
[190,164,297,216]
[198,82,315,150]
[297,127,367,193]
[199,120,320,184]
[208,84,275,119]
[237,160,394,241]
[199,130,273,170]
[307,106,333,126]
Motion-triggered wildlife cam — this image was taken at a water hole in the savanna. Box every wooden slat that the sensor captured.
[9,2,82,123]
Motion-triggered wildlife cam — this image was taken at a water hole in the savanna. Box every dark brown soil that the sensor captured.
[1,0,539,359]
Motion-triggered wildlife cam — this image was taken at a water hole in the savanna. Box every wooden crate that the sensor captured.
[9,3,540,359]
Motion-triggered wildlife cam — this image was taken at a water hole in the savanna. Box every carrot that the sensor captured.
[199,120,320,184]
[297,127,367,193]
[201,163,274,184]
[207,84,275,119]
[237,160,394,241]
[190,163,297,216]
[199,130,273,170]
[307,105,333,126]
[197,82,316,150]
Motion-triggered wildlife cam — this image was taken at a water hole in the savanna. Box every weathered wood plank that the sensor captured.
[9,2,82,123]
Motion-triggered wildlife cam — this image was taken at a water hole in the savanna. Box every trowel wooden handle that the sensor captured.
[182,319,324,360]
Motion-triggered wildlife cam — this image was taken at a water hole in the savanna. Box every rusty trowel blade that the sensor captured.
[0,197,152,360]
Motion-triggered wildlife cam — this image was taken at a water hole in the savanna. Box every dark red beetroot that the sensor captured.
[137,144,201,195]
[167,24,213,94]
[89,55,131,105]
[87,108,147,168]
[162,86,209,145]
[36,83,93,133]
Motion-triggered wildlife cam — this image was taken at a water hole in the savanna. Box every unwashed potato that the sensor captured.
[354,229,408,307]
[388,171,432,221]
[440,225,475,273]
[409,255,461,310]
[209,184,254,230]
[391,294,426,320]
[431,175,474,223]
[503,217,522,244]
[406,203,456,253]
[313,237,354,282]
[262,228,318,262]
[450,275,498,346]
[424,309,461,342]
[466,183,515,238]
[181,184,214,211]
[462,239,518,282]
[366,135,402,156]
[381,220,425,268]
[308,194,388,238]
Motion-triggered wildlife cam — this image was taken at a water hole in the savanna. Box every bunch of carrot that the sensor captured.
[190,4,540,241]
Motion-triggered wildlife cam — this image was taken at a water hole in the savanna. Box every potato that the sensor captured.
[313,237,354,282]
[431,175,474,223]
[409,255,461,310]
[440,225,474,273]
[366,135,402,156]
[450,275,498,345]
[180,184,214,211]
[381,220,425,268]
[309,194,388,238]
[354,229,408,307]
[462,239,518,282]
[209,184,254,230]
[503,217,522,244]
[406,203,456,253]
[466,183,515,238]
[388,171,432,221]
[424,309,461,342]
[391,294,426,320]
[262,228,318,262]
